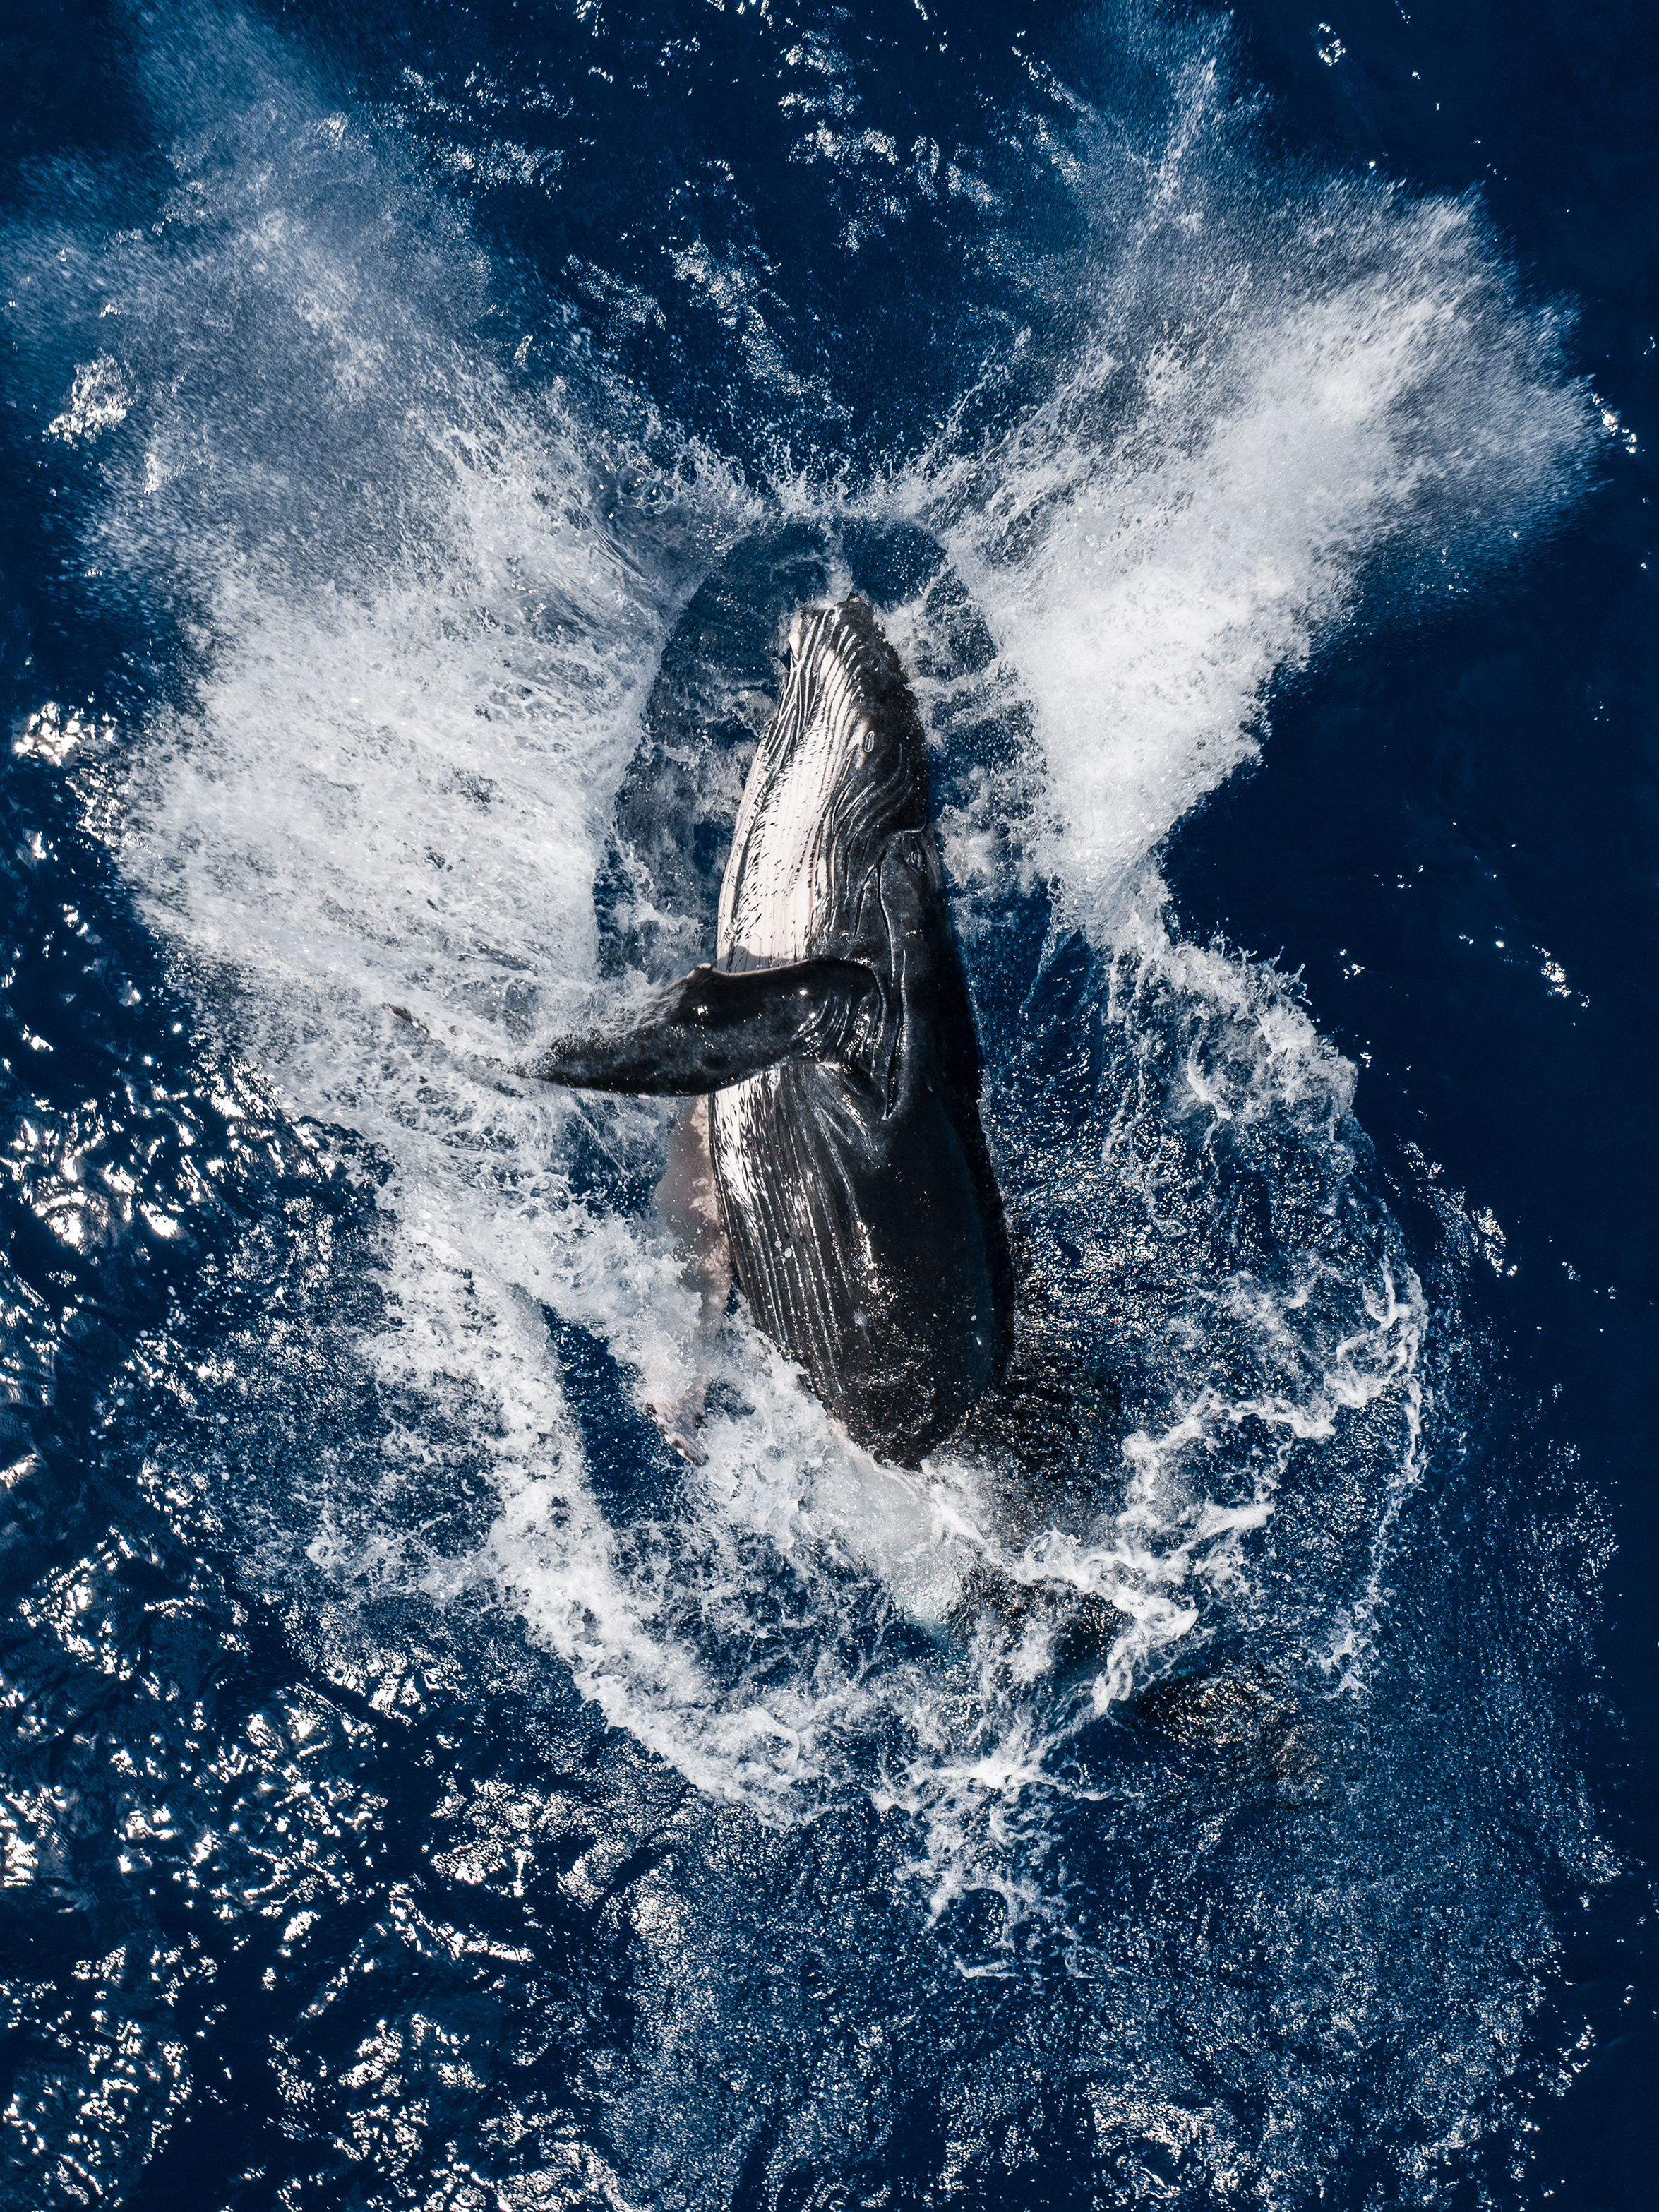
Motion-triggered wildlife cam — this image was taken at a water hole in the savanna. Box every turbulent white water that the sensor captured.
[903,49,1592,938]
[18,1,1598,1986]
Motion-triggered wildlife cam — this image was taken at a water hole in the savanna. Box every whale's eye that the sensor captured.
[859,723,876,756]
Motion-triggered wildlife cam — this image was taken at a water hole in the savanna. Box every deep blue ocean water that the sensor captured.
[1,3,1654,2207]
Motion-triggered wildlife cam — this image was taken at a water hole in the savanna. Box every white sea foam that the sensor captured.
[903,47,1595,939]
[25,2,1597,1954]
[46,352,131,442]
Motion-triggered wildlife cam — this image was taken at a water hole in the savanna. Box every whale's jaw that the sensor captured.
[717,595,930,970]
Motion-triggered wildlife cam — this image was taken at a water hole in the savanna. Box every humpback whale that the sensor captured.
[529,594,1014,1467]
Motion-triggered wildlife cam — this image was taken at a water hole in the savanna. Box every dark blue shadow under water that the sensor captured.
[0,2,1655,2209]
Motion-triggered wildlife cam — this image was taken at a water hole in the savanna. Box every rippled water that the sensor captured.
[1,4,1653,2207]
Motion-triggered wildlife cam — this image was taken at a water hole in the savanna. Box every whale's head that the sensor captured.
[718,596,931,965]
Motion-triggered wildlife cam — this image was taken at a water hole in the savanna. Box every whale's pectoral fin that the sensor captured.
[645,1094,732,1466]
[522,958,878,1095]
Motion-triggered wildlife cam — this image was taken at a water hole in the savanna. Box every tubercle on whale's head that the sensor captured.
[719,596,931,964]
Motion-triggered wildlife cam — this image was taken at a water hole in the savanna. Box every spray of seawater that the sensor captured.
[903,31,1594,934]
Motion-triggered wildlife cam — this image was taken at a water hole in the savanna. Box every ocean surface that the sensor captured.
[1,3,1653,2206]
